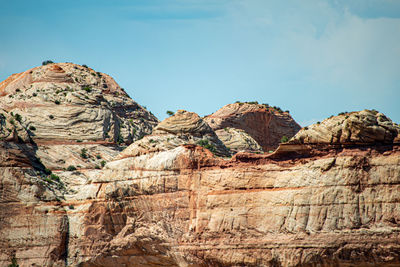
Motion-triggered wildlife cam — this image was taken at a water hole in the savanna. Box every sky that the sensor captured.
[0,0,399,126]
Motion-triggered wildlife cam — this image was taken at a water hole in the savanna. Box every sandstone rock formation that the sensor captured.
[0,63,159,267]
[214,127,263,153]
[72,117,400,267]
[0,62,159,171]
[118,110,231,158]
[1,64,400,267]
[0,62,158,145]
[204,102,301,152]
[289,109,400,145]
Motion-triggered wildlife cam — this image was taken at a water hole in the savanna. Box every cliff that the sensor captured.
[0,64,399,267]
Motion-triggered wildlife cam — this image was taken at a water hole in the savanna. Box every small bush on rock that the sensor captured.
[42,60,54,65]
[280,136,289,143]
[67,165,77,171]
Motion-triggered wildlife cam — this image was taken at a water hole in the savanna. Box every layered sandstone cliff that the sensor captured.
[69,110,400,267]
[204,102,301,152]
[1,64,400,267]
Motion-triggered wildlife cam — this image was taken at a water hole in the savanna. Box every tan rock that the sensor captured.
[290,109,400,144]
[215,127,263,153]
[0,63,158,145]
[1,64,400,267]
[204,102,301,151]
[118,110,231,158]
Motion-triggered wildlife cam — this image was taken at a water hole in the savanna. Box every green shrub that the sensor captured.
[80,148,88,159]
[14,113,22,123]
[76,139,83,143]
[42,60,54,65]
[82,64,88,68]
[67,165,77,171]
[50,174,60,182]
[49,115,54,119]
[280,136,289,143]
[100,160,106,167]
[82,86,92,93]
[54,100,60,105]
[44,168,52,175]
[8,256,19,267]
[95,165,101,169]
[196,139,216,153]
[166,110,174,116]
[96,154,101,159]
[69,205,74,209]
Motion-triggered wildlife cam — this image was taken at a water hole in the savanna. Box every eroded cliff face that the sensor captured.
[204,103,301,152]
[1,64,399,267]
[0,63,159,267]
[68,144,400,267]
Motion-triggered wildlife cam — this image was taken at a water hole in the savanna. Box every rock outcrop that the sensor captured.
[0,63,159,267]
[204,102,301,152]
[1,64,400,267]
[214,127,263,153]
[289,109,399,145]
[118,110,231,158]
[0,62,158,145]
[71,120,400,267]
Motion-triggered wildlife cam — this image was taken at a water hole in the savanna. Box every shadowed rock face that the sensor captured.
[204,103,301,152]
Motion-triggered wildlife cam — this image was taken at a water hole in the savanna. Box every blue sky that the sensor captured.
[0,0,399,125]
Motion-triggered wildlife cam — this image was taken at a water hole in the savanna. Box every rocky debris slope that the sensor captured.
[204,102,301,152]
[117,110,231,158]
[68,110,400,267]
[289,109,399,145]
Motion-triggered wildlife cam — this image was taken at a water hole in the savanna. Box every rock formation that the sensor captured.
[117,110,231,159]
[214,127,263,154]
[68,110,400,267]
[0,62,158,145]
[289,109,399,145]
[0,64,400,267]
[204,102,301,152]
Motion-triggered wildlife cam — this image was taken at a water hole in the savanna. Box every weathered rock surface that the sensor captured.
[204,102,301,151]
[70,141,400,267]
[214,127,263,153]
[0,62,158,145]
[0,135,68,266]
[118,110,231,158]
[1,64,400,267]
[289,109,399,145]
[0,63,160,267]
